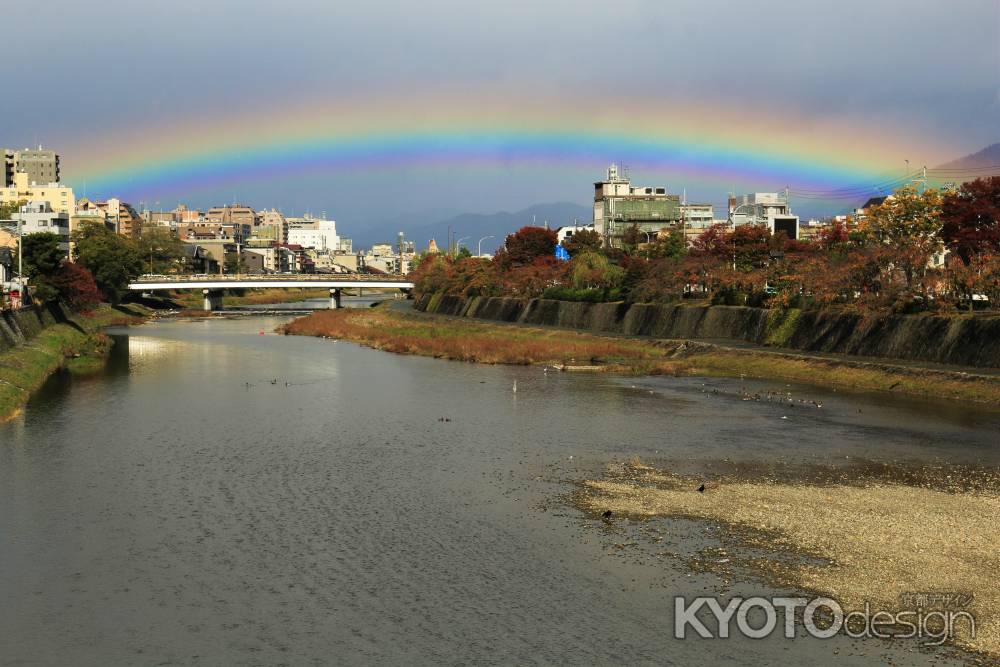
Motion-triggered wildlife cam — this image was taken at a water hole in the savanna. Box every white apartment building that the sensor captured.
[287,218,339,251]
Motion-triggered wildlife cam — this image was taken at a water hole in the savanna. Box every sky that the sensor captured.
[3,0,998,228]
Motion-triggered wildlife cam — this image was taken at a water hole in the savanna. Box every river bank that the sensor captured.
[282,306,1000,405]
[417,293,1000,369]
[575,459,1000,661]
[0,304,147,422]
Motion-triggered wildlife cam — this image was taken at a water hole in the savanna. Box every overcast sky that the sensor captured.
[3,0,998,223]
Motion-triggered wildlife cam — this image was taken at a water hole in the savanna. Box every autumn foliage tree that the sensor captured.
[411,179,999,313]
[495,226,557,268]
[940,176,1000,264]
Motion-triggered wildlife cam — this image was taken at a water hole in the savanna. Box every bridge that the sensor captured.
[129,274,414,310]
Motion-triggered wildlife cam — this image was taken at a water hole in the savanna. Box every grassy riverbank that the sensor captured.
[0,305,147,422]
[575,460,1000,661]
[283,306,1000,405]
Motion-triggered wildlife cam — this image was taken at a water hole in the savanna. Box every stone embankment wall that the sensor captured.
[415,293,1000,368]
[0,303,71,352]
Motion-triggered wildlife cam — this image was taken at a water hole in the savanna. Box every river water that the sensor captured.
[1,310,998,665]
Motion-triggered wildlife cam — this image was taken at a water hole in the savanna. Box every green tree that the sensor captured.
[20,232,65,302]
[622,224,644,255]
[137,227,185,274]
[562,228,603,256]
[21,232,64,278]
[570,251,624,290]
[0,199,27,220]
[72,221,143,303]
[648,229,688,259]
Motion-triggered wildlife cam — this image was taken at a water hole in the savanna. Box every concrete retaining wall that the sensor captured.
[415,294,1000,368]
[0,303,71,353]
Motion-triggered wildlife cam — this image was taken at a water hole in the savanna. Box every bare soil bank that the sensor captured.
[417,293,1000,369]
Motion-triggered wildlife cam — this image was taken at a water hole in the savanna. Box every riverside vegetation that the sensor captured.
[0,304,147,422]
[282,306,1000,405]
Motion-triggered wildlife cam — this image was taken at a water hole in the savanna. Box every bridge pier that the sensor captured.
[330,288,342,309]
[202,289,223,311]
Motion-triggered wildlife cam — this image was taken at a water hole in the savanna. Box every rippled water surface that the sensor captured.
[2,314,997,665]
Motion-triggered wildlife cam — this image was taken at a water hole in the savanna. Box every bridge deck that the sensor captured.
[129,275,414,290]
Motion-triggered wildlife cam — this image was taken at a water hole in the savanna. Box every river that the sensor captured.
[1,309,998,665]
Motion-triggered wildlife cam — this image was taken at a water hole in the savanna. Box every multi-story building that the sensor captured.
[593,164,682,247]
[253,208,288,244]
[287,218,339,251]
[93,198,143,238]
[2,150,14,187]
[205,204,256,226]
[176,221,251,244]
[2,147,60,186]
[12,201,71,255]
[728,192,800,239]
[1,171,75,215]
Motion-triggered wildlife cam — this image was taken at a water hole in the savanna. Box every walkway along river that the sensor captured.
[1,311,998,665]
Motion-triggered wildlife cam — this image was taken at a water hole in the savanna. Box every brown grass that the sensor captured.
[282,306,1000,404]
[578,461,1000,660]
[282,307,681,368]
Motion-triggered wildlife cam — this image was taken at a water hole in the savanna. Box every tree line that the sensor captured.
[15,222,187,310]
[411,177,1000,313]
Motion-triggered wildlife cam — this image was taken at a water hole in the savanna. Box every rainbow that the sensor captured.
[62,91,947,202]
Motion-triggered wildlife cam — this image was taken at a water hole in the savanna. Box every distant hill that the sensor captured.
[934,142,1000,171]
[352,202,591,253]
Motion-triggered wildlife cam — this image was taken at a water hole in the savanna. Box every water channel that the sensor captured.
[2,305,998,665]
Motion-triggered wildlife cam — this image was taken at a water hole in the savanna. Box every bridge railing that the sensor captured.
[132,273,411,283]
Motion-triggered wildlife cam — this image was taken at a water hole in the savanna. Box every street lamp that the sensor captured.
[477,235,495,257]
[455,236,470,256]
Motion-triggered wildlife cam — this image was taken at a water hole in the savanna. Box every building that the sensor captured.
[1,172,75,215]
[287,218,339,251]
[205,204,256,226]
[94,198,143,238]
[12,201,71,255]
[555,223,595,246]
[176,222,251,244]
[2,147,59,186]
[243,246,297,273]
[593,164,681,246]
[254,208,288,244]
[728,192,800,239]
[680,203,715,229]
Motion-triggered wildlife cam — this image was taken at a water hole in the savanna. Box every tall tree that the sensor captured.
[940,176,1000,264]
[20,232,64,279]
[495,226,557,268]
[72,221,143,303]
[562,228,603,256]
[19,232,65,302]
[136,227,185,274]
[861,185,943,292]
